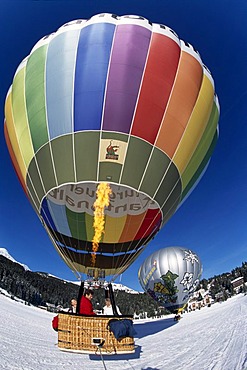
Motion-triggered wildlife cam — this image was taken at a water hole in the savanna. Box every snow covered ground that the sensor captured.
[0,293,246,370]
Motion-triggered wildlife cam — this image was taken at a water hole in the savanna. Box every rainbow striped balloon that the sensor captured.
[4,14,219,277]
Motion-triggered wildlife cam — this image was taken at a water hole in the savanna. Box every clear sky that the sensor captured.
[1,0,247,291]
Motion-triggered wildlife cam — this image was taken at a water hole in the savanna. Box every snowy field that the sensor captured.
[0,293,246,370]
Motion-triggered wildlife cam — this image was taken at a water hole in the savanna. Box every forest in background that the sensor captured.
[0,255,246,317]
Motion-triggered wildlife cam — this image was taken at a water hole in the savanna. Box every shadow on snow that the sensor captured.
[89,317,176,363]
[134,317,177,339]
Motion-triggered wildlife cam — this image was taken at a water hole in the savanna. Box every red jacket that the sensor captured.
[80,296,96,315]
[52,315,59,331]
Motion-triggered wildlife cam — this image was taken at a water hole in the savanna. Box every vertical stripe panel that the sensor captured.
[103,215,127,243]
[46,29,80,139]
[134,209,161,240]
[4,92,27,184]
[85,213,94,241]
[119,213,147,242]
[27,159,45,206]
[182,101,219,189]
[74,23,115,131]
[102,24,151,133]
[131,32,180,143]
[139,147,171,198]
[27,177,43,212]
[66,208,87,240]
[4,123,27,193]
[25,45,49,152]
[173,73,214,173]
[51,135,75,185]
[121,137,152,189]
[35,143,57,193]
[74,132,99,182]
[155,51,203,157]
[41,198,58,231]
[47,201,72,236]
[182,132,218,201]
[11,67,34,168]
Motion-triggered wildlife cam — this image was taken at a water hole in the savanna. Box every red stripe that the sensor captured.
[4,122,27,195]
[131,33,180,143]
[134,208,162,240]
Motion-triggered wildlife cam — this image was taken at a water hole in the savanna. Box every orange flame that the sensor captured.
[91,183,112,266]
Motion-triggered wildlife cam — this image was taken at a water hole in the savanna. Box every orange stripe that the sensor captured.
[119,212,147,242]
[155,51,203,158]
[4,122,27,195]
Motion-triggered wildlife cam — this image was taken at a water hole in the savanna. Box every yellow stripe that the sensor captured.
[182,101,219,189]
[173,73,214,173]
[11,66,34,168]
[5,91,27,183]
[103,214,127,243]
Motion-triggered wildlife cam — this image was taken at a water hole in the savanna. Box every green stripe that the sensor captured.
[27,159,46,209]
[182,131,218,200]
[101,132,128,142]
[26,180,40,212]
[182,101,219,190]
[66,208,87,240]
[154,162,181,211]
[11,66,34,167]
[121,137,152,189]
[35,144,57,194]
[161,183,181,227]
[99,162,122,183]
[51,135,75,185]
[140,147,170,198]
[25,45,49,152]
[75,132,99,182]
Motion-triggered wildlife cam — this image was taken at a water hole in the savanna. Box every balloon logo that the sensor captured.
[138,247,202,313]
[4,14,218,279]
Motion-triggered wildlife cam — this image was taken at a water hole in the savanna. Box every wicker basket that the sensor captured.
[57,313,135,354]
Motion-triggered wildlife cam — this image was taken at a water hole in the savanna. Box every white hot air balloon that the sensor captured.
[138,246,203,313]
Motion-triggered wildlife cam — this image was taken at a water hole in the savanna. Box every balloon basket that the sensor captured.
[57,313,135,355]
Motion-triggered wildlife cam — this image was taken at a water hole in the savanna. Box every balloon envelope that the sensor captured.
[138,247,203,313]
[4,14,219,278]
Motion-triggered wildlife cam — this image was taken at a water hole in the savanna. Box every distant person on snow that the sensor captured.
[174,313,181,321]
[79,289,96,315]
[103,298,121,315]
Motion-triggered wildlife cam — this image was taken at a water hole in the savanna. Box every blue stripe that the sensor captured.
[47,199,72,237]
[74,23,115,131]
[46,29,80,139]
[41,198,57,230]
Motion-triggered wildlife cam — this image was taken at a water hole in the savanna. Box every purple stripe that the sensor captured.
[102,24,151,133]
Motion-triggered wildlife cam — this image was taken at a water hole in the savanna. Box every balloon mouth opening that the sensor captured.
[42,182,162,240]
[40,181,162,275]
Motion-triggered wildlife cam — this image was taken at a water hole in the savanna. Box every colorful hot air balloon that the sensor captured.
[138,246,203,313]
[4,14,219,279]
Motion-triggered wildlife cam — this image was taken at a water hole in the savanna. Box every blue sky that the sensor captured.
[1,0,247,291]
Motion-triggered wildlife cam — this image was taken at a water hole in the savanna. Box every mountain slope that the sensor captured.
[0,248,30,271]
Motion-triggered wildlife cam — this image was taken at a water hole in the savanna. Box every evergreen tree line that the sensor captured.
[0,255,167,317]
[198,261,247,301]
[0,255,246,316]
